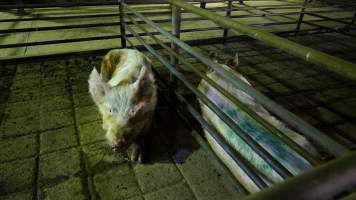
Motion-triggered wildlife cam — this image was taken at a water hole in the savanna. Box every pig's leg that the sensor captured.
[129,140,144,163]
[128,120,153,163]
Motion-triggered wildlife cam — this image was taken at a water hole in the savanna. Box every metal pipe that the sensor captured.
[223,0,233,42]
[2,14,351,35]
[306,12,351,25]
[0,22,122,34]
[126,12,320,166]
[119,0,127,48]
[0,0,220,10]
[200,2,206,9]
[243,152,356,200]
[125,3,293,179]
[295,0,310,36]
[170,5,181,88]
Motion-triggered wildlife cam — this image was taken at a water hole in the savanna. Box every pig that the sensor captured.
[198,53,319,192]
[88,49,157,162]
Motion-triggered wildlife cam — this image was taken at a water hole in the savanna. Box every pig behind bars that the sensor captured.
[88,49,157,162]
[198,53,319,192]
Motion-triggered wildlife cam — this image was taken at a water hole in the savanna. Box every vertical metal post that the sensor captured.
[17,0,25,16]
[119,0,127,48]
[295,0,309,36]
[348,11,356,30]
[200,2,206,9]
[223,0,233,43]
[170,5,181,104]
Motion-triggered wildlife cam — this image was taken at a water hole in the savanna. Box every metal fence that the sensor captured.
[118,0,356,198]
[1,0,356,198]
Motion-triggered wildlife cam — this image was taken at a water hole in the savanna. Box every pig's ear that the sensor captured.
[226,53,239,70]
[101,51,120,82]
[88,67,109,102]
[128,101,146,118]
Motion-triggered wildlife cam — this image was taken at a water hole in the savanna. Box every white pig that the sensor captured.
[88,49,157,162]
[198,53,319,192]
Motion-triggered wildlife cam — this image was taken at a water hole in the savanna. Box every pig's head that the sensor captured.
[208,52,239,71]
[226,53,239,70]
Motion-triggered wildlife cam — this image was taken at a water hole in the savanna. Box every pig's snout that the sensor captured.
[112,138,130,153]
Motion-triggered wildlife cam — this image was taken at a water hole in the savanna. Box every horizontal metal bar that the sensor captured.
[0,7,346,24]
[0,27,224,49]
[165,0,350,157]
[125,3,293,179]
[0,0,219,10]
[306,12,352,25]
[2,15,351,35]
[0,35,122,48]
[243,151,356,200]
[0,13,120,23]
[0,22,121,34]
[127,12,320,165]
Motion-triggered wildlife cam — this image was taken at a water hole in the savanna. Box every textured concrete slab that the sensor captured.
[78,120,106,145]
[0,158,36,194]
[40,126,78,154]
[39,148,81,181]
[41,177,86,200]
[0,135,37,162]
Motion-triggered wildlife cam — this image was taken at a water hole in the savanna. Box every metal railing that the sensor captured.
[0,0,355,59]
[118,0,355,197]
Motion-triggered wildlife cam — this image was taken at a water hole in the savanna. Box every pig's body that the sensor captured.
[89,49,157,161]
[198,63,317,192]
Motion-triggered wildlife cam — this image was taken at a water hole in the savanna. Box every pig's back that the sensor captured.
[198,68,312,192]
